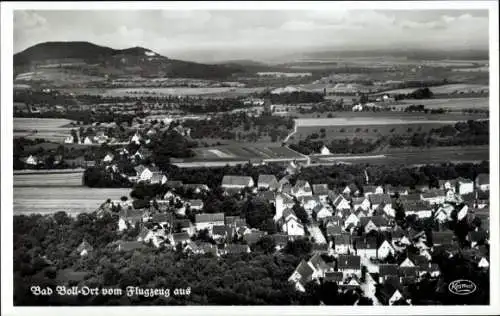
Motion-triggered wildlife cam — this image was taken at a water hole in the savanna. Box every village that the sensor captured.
[70,139,491,305]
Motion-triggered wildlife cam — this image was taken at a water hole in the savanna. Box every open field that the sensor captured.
[378,84,489,95]
[311,145,489,166]
[295,117,460,127]
[293,123,449,141]
[13,187,131,215]
[191,144,305,162]
[291,114,488,141]
[14,118,74,142]
[14,171,84,187]
[399,97,489,110]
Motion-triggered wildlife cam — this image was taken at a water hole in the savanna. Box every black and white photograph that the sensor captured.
[1,1,499,315]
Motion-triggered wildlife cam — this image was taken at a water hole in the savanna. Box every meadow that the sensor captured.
[68,87,267,97]
[399,97,489,110]
[13,186,131,216]
[14,118,74,142]
[379,84,489,95]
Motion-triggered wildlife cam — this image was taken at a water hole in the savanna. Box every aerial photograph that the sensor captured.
[8,6,493,308]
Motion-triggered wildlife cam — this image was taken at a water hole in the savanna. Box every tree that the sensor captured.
[292,203,310,225]
[255,236,276,254]
[284,238,312,258]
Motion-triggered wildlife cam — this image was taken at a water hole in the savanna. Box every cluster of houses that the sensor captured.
[75,163,490,305]
[283,173,490,305]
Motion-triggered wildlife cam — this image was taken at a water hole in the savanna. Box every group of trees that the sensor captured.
[393,87,434,101]
[184,112,293,143]
[259,91,325,104]
[290,137,384,155]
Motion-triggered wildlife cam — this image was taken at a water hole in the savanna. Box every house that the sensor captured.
[221,175,254,190]
[369,194,392,210]
[137,227,156,245]
[399,257,416,268]
[343,212,360,230]
[64,135,74,144]
[352,197,370,211]
[320,145,331,155]
[170,232,191,247]
[478,257,489,268]
[195,213,225,231]
[308,253,334,278]
[173,219,195,236]
[326,224,343,238]
[313,204,333,220]
[280,209,305,236]
[274,194,296,221]
[291,180,313,198]
[353,236,378,258]
[257,191,276,204]
[379,264,399,284]
[187,199,204,211]
[257,174,279,191]
[334,233,352,254]
[118,208,144,231]
[325,271,344,283]
[420,189,446,205]
[152,213,174,228]
[289,260,315,292]
[377,240,395,259]
[133,165,155,183]
[82,136,93,145]
[457,177,474,195]
[363,185,384,197]
[438,179,458,192]
[402,200,433,218]
[352,104,363,112]
[150,172,168,185]
[359,216,389,233]
[225,216,247,228]
[385,185,409,196]
[342,184,360,196]
[211,225,229,240]
[377,283,409,305]
[300,196,320,213]
[331,194,351,211]
[337,255,361,277]
[475,173,490,191]
[75,240,93,256]
[24,155,38,166]
[312,184,329,202]
[130,132,142,145]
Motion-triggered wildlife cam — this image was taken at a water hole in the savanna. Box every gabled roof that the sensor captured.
[258,174,278,186]
[222,175,254,187]
[399,193,422,202]
[337,255,361,270]
[334,233,350,245]
[196,213,225,223]
[173,219,192,229]
[172,232,190,243]
[325,271,344,282]
[225,216,247,227]
[327,225,343,236]
[257,191,276,202]
[352,197,368,205]
[457,177,473,184]
[309,253,330,271]
[363,185,378,193]
[293,260,315,285]
[369,194,392,205]
[152,213,173,224]
[312,184,329,195]
[379,264,399,277]
[399,266,418,277]
[212,225,227,236]
[332,194,349,208]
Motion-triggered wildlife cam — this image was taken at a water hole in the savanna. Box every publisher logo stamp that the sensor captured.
[448,280,477,295]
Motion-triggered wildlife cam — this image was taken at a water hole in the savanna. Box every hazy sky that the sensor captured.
[14,9,489,62]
